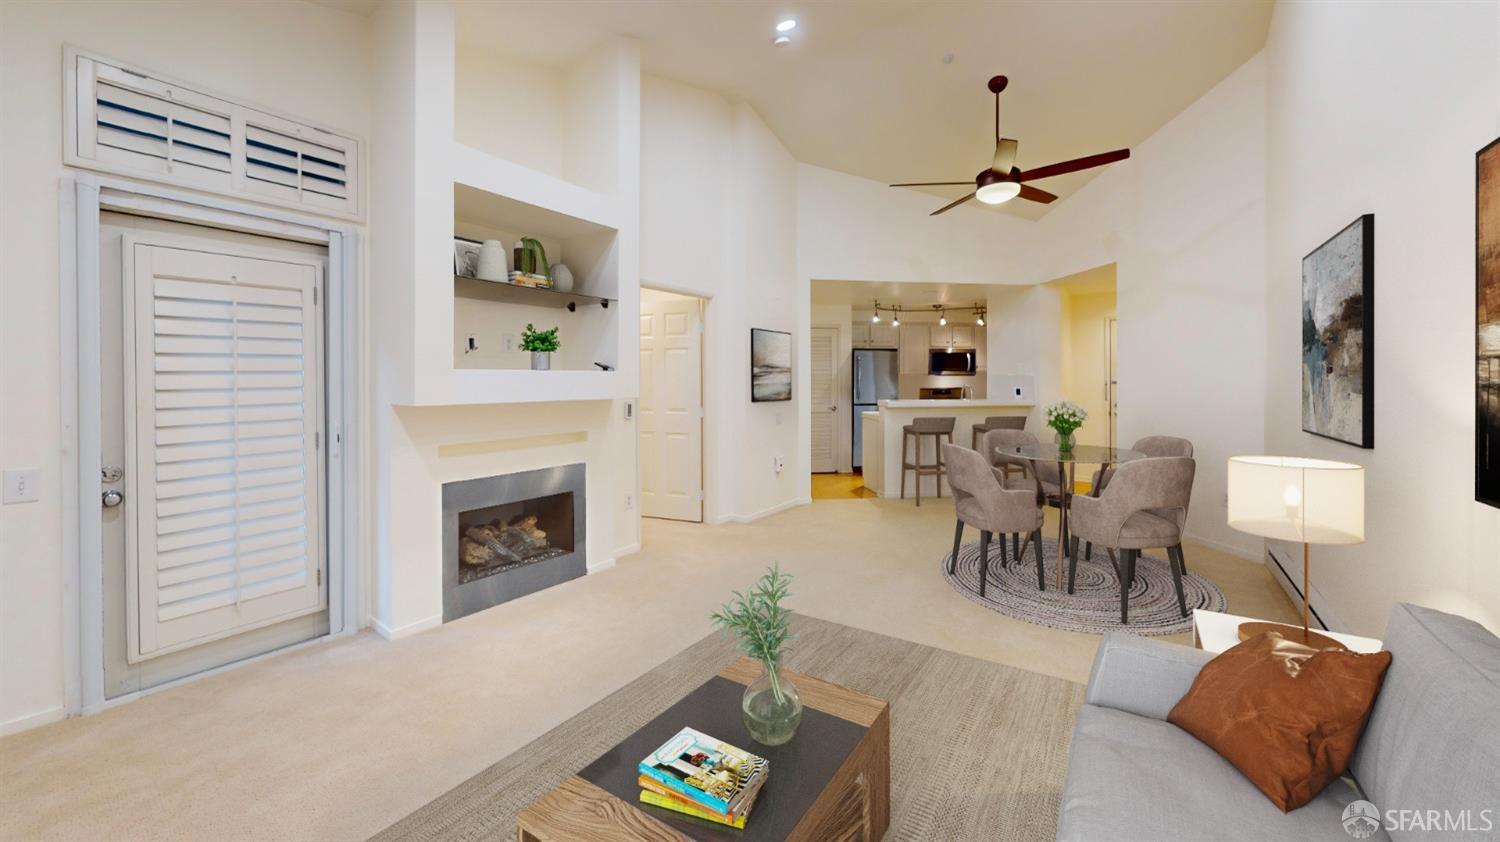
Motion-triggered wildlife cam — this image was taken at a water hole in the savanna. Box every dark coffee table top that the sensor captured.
[577,675,868,840]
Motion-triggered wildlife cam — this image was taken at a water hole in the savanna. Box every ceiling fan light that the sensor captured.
[975,180,1022,205]
[776,18,797,32]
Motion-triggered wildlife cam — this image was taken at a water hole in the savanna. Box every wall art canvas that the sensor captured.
[454,237,480,278]
[750,328,792,402]
[1478,137,1500,508]
[1302,214,1374,448]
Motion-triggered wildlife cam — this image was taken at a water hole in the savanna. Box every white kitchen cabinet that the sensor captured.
[868,322,899,347]
[850,321,871,346]
[899,325,930,373]
[950,325,975,347]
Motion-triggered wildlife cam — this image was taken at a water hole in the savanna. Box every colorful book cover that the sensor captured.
[639,789,748,829]
[637,774,764,823]
[637,727,768,815]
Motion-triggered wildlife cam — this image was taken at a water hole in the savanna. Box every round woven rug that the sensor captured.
[942,536,1227,635]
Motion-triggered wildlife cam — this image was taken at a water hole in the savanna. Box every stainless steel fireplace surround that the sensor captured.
[441,463,586,622]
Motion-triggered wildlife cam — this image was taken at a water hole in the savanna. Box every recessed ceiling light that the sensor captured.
[776,19,797,32]
[773,34,791,47]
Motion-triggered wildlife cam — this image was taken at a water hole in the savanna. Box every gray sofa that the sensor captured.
[1056,603,1500,841]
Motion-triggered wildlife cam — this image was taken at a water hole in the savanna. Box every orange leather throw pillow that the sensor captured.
[1167,631,1392,812]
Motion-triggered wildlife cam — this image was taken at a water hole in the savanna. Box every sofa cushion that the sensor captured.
[1350,603,1500,840]
[1058,704,1386,842]
[1167,632,1392,811]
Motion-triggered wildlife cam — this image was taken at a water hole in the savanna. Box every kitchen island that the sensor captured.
[861,400,1033,498]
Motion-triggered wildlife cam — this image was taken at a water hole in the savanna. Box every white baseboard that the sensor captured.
[1,705,67,736]
[1182,531,1263,563]
[718,496,812,524]
[589,554,623,573]
[372,613,442,641]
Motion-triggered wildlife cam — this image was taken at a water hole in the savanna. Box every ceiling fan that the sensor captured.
[890,75,1130,216]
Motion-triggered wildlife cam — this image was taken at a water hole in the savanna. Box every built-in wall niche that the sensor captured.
[453,182,619,372]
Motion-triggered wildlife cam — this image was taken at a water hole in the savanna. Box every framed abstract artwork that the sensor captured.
[1302,214,1375,448]
[1478,137,1500,508]
[750,328,792,402]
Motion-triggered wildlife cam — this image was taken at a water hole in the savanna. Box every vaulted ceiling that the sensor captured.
[452,1,1272,219]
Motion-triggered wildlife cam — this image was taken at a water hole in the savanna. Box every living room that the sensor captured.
[1,1,1497,840]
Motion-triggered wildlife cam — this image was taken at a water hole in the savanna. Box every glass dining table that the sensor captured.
[994,442,1147,588]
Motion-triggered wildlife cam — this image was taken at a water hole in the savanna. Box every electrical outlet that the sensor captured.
[1014,386,1023,398]
[773,455,785,474]
[503,333,517,352]
[3,468,40,504]
[624,493,634,510]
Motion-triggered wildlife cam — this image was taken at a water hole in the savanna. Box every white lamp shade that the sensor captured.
[1227,456,1365,545]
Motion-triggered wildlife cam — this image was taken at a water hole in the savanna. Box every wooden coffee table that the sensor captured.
[516,657,890,841]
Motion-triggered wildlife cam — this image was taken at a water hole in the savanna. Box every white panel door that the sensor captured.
[124,239,325,662]
[810,327,838,473]
[639,293,703,522]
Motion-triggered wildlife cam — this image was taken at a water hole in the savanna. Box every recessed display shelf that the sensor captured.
[454,275,614,312]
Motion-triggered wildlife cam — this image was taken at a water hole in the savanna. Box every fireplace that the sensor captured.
[441,463,586,621]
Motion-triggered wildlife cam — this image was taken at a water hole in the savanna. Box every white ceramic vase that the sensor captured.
[549,263,574,293]
[476,240,507,281]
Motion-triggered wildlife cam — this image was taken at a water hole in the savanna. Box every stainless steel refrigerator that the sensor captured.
[852,349,899,469]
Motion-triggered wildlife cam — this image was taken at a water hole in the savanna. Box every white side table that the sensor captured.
[1192,609,1382,654]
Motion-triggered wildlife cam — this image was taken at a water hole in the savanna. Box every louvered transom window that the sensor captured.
[125,241,324,661]
[67,49,361,220]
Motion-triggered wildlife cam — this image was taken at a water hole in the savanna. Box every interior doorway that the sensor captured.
[1106,317,1119,449]
[99,212,330,698]
[639,288,705,522]
[810,326,839,473]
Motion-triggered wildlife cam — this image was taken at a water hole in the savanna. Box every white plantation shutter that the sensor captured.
[125,240,324,661]
[68,50,361,220]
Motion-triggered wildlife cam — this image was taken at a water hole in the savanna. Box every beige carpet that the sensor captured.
[374,614,1084,842]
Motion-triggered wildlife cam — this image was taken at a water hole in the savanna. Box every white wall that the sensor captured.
[0,0,374,732]
[640,77,800,521]
[1033,53,1269,558]
[1265,0,1500,635]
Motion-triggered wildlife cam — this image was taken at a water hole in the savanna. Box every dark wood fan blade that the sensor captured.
[1020,149,1130,182]
[1018,184,1058,204]
[931,193,976,216]
[890,181,974,187]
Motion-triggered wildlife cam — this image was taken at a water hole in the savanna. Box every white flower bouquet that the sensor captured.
[1045,401,1088,448]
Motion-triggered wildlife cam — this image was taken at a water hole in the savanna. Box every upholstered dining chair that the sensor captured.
[984,428,1066,559]
[970,414,1027,450]
[943,443,1046,597]
[1084,435,1194,567]
[1067,456,1196,624]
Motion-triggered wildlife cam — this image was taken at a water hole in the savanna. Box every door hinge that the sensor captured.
[316,568,322,587]
[313,287,319,306]
[314,431,320,449]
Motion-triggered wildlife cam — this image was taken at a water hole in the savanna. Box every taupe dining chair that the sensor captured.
[943,443,1046,597]
[901,417,955,507]
[1067,456,1196,624]
[970,415,1026,450]
[1085,436,1194,567]
[984,428,1067,560]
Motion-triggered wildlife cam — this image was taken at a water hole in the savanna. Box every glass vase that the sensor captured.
[741,663,802,746]
[1055,429,1075,453]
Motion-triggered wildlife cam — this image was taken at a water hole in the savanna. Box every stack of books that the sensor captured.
[637,726,768,829]
[507,270,552,288]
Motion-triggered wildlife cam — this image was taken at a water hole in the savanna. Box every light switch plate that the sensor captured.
[3,468,40,503]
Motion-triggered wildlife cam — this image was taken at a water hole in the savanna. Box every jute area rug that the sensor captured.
[373,614,1084,841]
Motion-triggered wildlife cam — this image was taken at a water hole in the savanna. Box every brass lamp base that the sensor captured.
[1237,621,1347,651]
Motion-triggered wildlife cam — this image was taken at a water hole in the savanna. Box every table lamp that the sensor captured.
[1226,456,1364,649]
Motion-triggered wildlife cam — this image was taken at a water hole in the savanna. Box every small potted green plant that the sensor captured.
[711,564,801,746]
[521,323,560,371]
[1045,400,1088,453]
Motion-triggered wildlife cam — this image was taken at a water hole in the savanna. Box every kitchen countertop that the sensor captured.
[877,399,1033,409]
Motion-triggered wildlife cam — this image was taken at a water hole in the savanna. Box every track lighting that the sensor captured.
[892,315,900,327]
[976,315,985,326]
[871,311,880,323]
[938,312,947,327]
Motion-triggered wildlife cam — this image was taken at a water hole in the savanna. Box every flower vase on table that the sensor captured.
[711,563,802,746]
[1045,401,1088,455]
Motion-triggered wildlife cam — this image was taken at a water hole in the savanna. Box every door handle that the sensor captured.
[102,489,124,508]
[828,405,838,412]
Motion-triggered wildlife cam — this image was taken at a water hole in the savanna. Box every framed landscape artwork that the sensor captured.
[1302,214,1375,448]
[750,328,792,402]
[1478,137,1500,508]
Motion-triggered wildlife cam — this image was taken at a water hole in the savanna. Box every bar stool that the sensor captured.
[970,415,1027,450]
[901,417,955,506]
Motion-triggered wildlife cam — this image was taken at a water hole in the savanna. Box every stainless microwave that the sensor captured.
[928,349,977,376]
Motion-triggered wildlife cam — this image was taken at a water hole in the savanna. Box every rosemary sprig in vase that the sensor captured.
[711,564,803,745]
